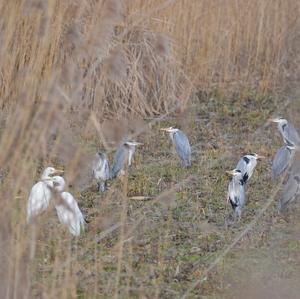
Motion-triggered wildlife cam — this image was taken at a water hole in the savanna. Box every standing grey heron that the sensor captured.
[278,173,300,212]
[272,145,296,180]
[270,117,300,146]
[226,169,246,220]
[27,167,64,222]
[110,140,143,179]
[92,152,110,192]
[160,126,191,167]
[52,176,85,236]
[235,153,264,184]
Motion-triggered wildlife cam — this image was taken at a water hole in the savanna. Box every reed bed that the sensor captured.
[0,0,300,298]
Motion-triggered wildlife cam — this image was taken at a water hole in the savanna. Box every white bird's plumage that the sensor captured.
[52,176,85,236]
[92,152,110,191]
[227,169,246,219]
[27,167,63,222]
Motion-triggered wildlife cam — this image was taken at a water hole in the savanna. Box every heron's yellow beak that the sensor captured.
[160,128,169,131]
[54,169,64,174]
[256,155,265,159]
[269,118,280,123]
[226,170,235,176]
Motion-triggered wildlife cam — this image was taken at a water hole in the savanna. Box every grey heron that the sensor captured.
[160,126,191,167]
[278,174,300,212]
[272,145,296,180]
[92,152,110,192]
[52,176,85,236]
[226,169,246,219]
[270,117,300,146]
[27,167,64,222]
[235,153,264,183]
[110,140,143,179]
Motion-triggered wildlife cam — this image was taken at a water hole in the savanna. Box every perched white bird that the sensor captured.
[235,153,264,183]
[226,169,246,220]
[52,176,85,236]
[92,152,110,192]
[27,167,63,222]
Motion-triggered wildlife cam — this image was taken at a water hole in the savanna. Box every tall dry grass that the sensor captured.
[0,0,300,298]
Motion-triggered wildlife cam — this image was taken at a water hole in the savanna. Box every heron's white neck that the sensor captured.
[55,185,64,192]
[55,181,65,192]
[128,146,136,166]
[41,171,51,180]
[40,171,54,187]
[169,131,176,141]
[278,120,288,131]
[233,174,244,185]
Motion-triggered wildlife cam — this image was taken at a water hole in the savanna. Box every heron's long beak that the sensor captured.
[126,141,143,146]
[226,170,235,176]
[256,155,265,159]
[54,169,64,174]
[160,128,169,132]
[268,118,280,123]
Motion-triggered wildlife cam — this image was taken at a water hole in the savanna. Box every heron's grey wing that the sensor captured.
[291,153,300,175]
[284,123,300,146]
[173,130,191,166]
[236,158,248,181]
[92,155,100,176]
[111,147,126,178]
[104,158,110,180]
[272,146,291,180]
[236,158,246,172]
[239,185,246,207]
[227,180,237,208]
[279,174,300,211]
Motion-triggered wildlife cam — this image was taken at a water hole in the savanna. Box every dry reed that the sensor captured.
[0,0,300,297]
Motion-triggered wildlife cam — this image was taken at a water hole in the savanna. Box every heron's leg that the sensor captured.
[101,181,107,192]
[224,212,235,228]
[119,169,126,176]
[97,181,107,192]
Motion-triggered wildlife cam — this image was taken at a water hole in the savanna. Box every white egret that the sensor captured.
[52,176,85,236]
[27,167,63,222]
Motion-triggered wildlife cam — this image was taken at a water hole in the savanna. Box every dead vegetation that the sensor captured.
[1,0,300,298]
